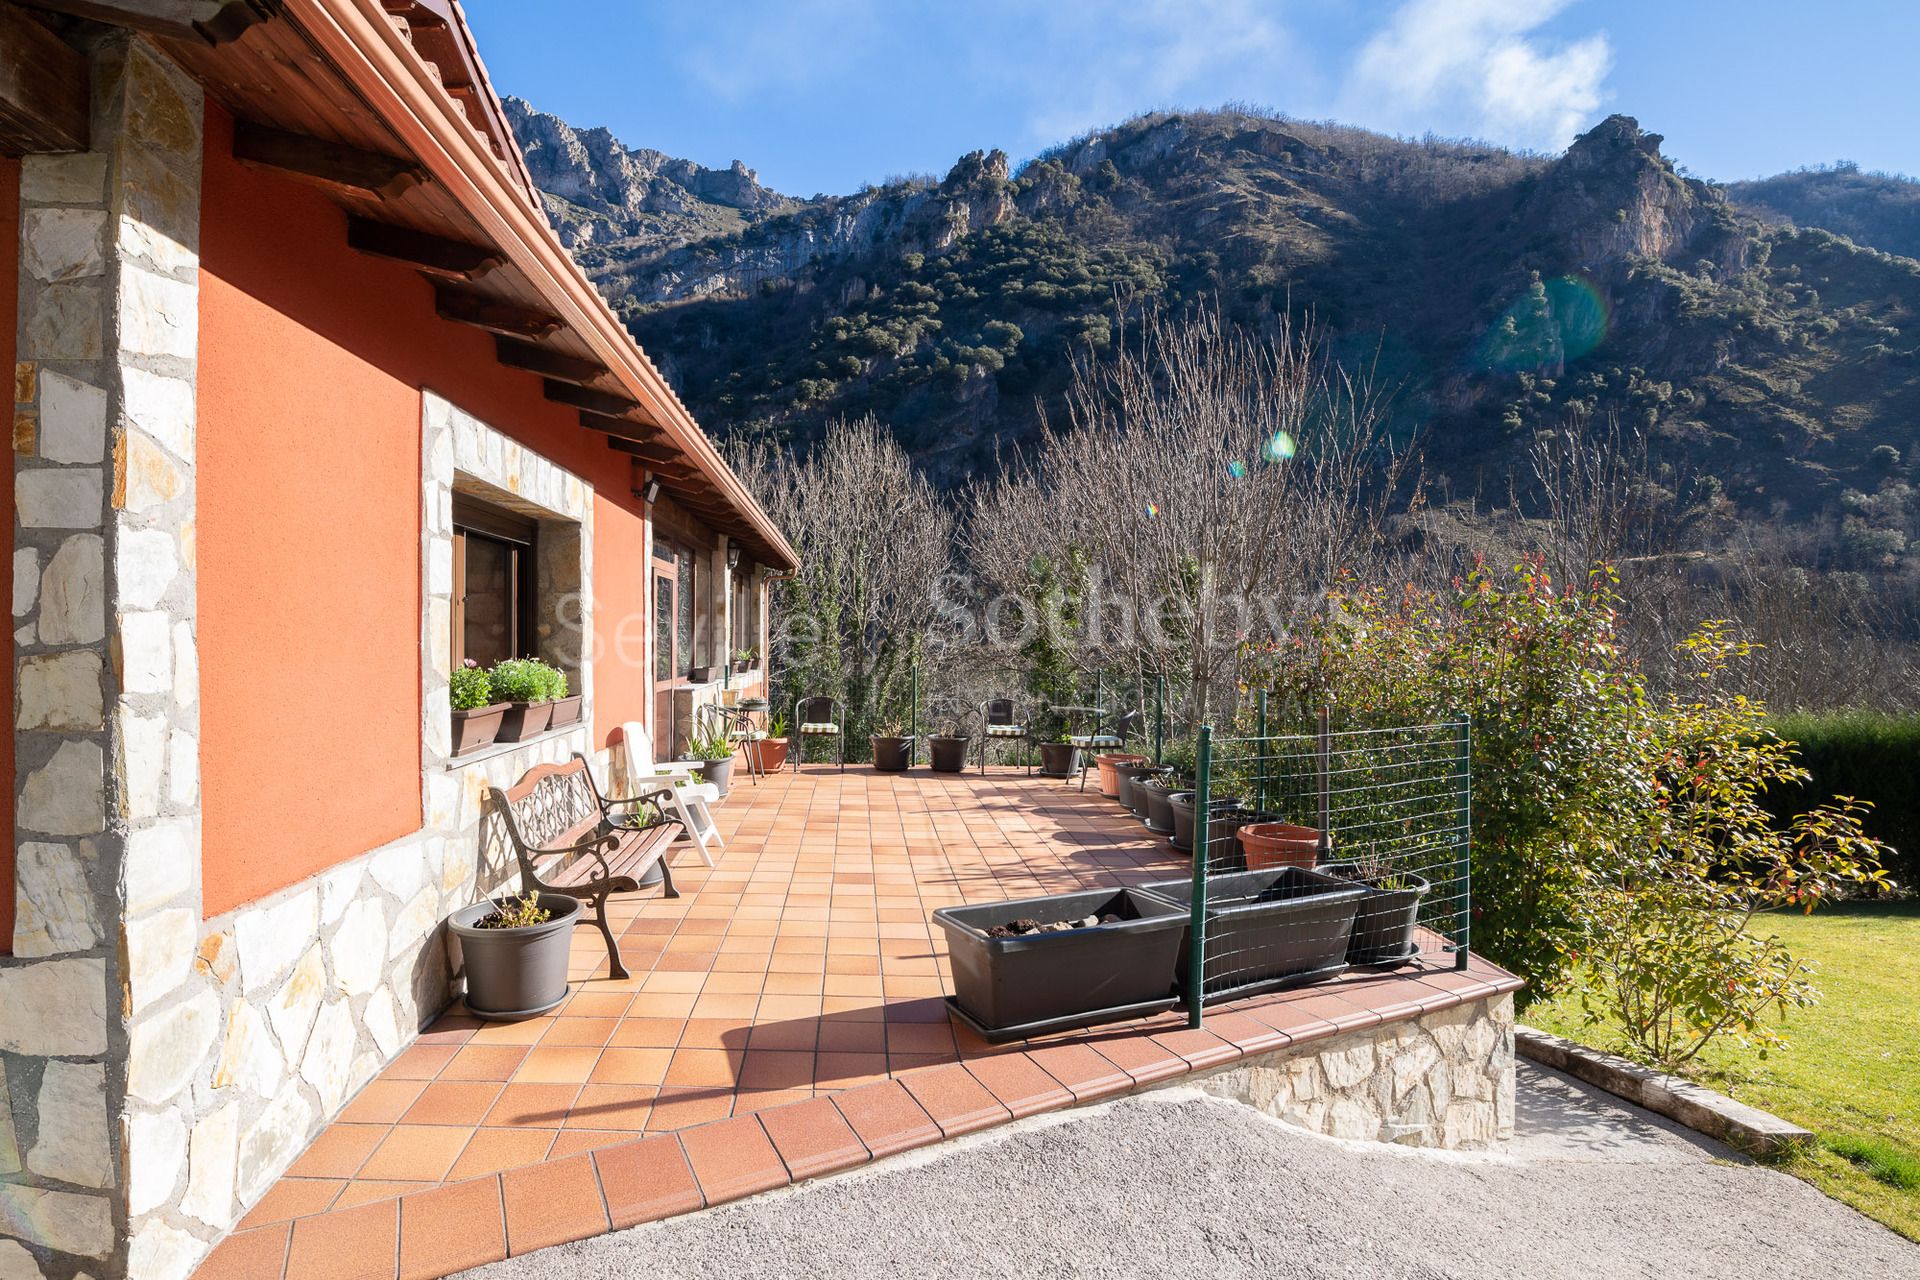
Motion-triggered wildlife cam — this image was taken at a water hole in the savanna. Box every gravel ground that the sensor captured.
[461,1062,1918,1279]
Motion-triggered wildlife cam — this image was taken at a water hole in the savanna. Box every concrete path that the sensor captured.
[459,1062,1918,1279]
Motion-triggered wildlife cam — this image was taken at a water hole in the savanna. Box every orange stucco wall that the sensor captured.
[1,156,18,953]
[196,104,660,918]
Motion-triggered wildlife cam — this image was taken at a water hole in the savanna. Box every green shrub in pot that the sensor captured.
[449,659,508,755]
[488,657,561,741]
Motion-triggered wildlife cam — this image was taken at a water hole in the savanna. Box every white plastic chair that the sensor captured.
[620,720,724,867]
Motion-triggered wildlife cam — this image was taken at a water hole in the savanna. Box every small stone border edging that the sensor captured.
[1514,1024,1812,1158]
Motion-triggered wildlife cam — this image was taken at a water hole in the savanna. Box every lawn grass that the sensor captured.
[1524,899,1920,1241]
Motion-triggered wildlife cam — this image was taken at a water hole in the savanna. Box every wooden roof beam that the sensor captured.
[0,3,89,155]
[233,118,424,200]
[26,0,278,44]
[434,287,561,338]
[346,215,502,281]
[495,337,607,386]
[602,436,690,470]
[579,410,664,445]
[543,379,642,418]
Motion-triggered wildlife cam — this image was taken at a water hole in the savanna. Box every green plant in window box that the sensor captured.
[449,659,510,756]
[488,657,563,743]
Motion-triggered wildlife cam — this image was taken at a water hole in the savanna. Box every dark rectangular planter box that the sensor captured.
[934,887,1187,1043]
[547,693,583,727]
[495,700,553,743]
[1138,866,1367,1005]
[450,703,507,756]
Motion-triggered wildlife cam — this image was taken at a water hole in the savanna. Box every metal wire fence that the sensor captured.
[1143,710,1471,1028]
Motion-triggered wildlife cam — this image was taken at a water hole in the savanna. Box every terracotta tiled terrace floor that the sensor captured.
[197,765,1520,1280]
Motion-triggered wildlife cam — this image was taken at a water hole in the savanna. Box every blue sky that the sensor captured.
[464,0,1920,197]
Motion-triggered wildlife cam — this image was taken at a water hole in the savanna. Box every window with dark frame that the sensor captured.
[452,494,537,671]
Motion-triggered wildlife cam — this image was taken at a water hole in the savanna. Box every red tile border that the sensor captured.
[755,1096,870,1181]
[678,1115,791,1205]
[285,1199,395,1280]
[595,1134,703,1228]
[898,1063,1011,1137]
[397,1176,507,1280]
[829,1080,941,1159]
[500,1154,610,1256]
[194,1221,289,1280]
[962,1052,1074,1119]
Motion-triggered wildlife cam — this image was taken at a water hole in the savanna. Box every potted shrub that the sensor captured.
[546,667,583,727]
[1326,860,1432,965]
[449,659,507,755]
[928,723,972,773]
[1113,760,1163,812]
[489,657,557,742]
[933,886,1188,1043]
[679,725,736,797]
[1135,775,1181,835]
[1138,866,1367,1004]
[1037,733,1078,779]
[732,647,756,675]
[747,711,790,772]
[1238,823,1325,871]
[449,889,582,1019]
[870,718,914,772]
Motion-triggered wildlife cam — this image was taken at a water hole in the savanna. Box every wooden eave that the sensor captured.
[124,0,795,569]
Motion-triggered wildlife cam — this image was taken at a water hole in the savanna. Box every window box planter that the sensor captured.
[495,699,553,743]
[1238,823,1324,872]
[731,658,753,675]
[547,693,584,728]
[688,664,715,684]
[928,734,972,773]
[1114,761,1164,813]
[1037,741,1079,778]
[1093,752,1148,796]
[871,735,914,772]
[1135,778,1181,835]
[934,887,1187,1043]
[450,702,509,756]
[1326,864,1432,966]
[449,893,582,1020]
[1138,866,1367,1004]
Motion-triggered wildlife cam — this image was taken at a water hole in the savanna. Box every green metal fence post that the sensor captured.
[1315,705,1332,864]
[1187,724,1213,1028]
[1256,689,1269,813]
[1452,714,1472,972]
[1153,674,1164,765]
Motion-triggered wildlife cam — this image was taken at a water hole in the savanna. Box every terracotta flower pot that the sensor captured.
[495,699,553,743]
[748,736,790,772]
[1238,823,1325,871]
[1094,753,1148,797]
[450,703,508,756]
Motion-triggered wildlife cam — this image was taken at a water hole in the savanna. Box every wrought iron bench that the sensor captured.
[485,754,683,981]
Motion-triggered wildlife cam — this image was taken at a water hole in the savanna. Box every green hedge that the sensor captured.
[1766,711,1920,889]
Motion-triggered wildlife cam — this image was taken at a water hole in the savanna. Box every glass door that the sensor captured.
[652,558,678,761]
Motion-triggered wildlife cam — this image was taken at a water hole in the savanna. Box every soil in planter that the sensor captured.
[986,912,1122,938]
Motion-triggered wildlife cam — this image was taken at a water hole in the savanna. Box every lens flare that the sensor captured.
[1263,431,1297,462]
[1145,500,1159,517]
[1474,273,1611,373]
[1226,461,1247,479]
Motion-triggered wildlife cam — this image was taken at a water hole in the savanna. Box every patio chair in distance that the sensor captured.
[1073,707,1142,792]
[619,720,724,867]
[793,695,846,772]
[979,696,1031,774]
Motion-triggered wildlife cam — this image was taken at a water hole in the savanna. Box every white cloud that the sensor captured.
[1344,0,1612,150]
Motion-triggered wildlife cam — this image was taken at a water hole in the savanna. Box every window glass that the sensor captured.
[676,546,696,671]
[653,573,674,681]
[458,533,520,668]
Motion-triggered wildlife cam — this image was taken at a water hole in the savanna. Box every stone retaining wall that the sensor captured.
[1196,993,1516,1149]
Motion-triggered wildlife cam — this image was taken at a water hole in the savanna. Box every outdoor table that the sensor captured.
[713,702,766,785]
